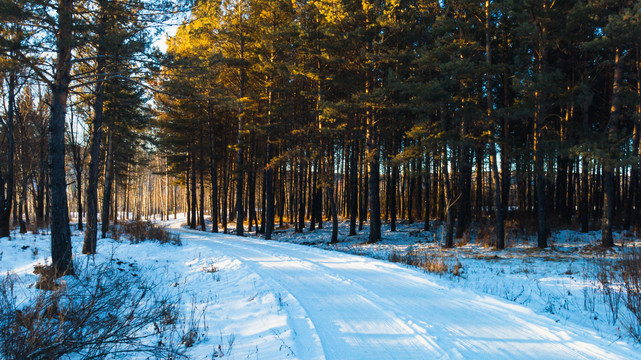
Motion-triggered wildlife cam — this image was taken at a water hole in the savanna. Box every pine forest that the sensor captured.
[1,0,641,359]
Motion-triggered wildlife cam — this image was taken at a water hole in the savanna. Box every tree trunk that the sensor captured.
[440,106,454,248]
[349,140,358,236]
[442,147,454,248]
[329,185,338,244]
[475,148,483,220]
[533,2,548,248]
[186,157,191,227]
[235,11,246,236]
[249,153,258,234]
[264,76,274,237]
[580,96,592,232]
[534,143,547,248]
[390,157,398,232]
[101,132,114,238]
[423,154,430,231]
[18,196,26,234]
[49,0,75,275]
[279,163,285,227]
[83,1,106,253]
[76,166,83,231]
[366,113,381,243]
[222,157,228,233]
[208,102,219,233]
[265,162,274,239]
[635,47,641,228]
[197,131,205,230]
[485,0,504,249]
[456,145,471,238]
[191,152,197,229]
[309,161,317,231]
[35,158,45,230]
[0,72,15,238]
[408,161,415,224]
[297,160,306,233]
[602,48,623,248]
[626,121,638,229]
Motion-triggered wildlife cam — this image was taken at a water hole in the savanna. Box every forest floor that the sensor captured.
[1,217,640,359]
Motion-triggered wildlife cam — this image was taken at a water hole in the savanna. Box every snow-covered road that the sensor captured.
[171,224,638,360]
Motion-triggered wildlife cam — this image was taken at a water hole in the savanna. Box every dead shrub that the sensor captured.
[110,224,123,241]
[203,264,219,273]
[619,247,641,341]
[388,249,462,276]
[117,220,181,246]
[0,261,186,359]
[212,333,235,358]
[475,225,495,248]
[593,247,641,342]
[180,296,208,348]
[469,220,520,248]
[457,231,472,247]
[513,213,539,237]
[33,264,59,291]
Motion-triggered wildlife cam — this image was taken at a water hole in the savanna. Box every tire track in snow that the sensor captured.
[244,241,594,360]
[174,227,326,360]
[198,239,447,359]
[171,225,638,360]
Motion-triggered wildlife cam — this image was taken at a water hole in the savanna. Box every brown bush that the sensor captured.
[33,265,58,291]
[466,219,523,249]
[117,220,181,246]
[388,249,462,276]
[475,224,496,248]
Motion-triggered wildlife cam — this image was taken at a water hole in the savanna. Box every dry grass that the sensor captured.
[593,247,641,342]
[388,249,463,277]
[0,261,187,359]
[203,264,219,273]
[32,264,59,291]
[113,220,181,246]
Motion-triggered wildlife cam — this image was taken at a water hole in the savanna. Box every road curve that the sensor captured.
[170,225,637,360]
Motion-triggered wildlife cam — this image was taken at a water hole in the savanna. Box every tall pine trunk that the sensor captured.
[441,108,454,248]
[602,48,623,248]
[49,0,75,275]
[76,165,83,231]
[235,10,246,236]
[366,114,381,243]
[191,152,197,229]
[222,156,228,233]
[200,161,206,231]
[83,1,106,253]
[329,148,339,244]
[0,72,15,238]
[349,140,358,236]
[264,77,274,239]
[485,0,505,249]
[533,2,549,248]
[208,102,219,233]
[423,154,430,231]
[390,147,399,232]
[625,48,641,229]
[35,154,46,230]
[101,132,114,239]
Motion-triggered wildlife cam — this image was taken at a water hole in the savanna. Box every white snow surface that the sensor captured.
[1,218,640,359]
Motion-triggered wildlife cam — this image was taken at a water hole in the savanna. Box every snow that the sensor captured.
[260,220,641,341]
[1,218,640,359]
